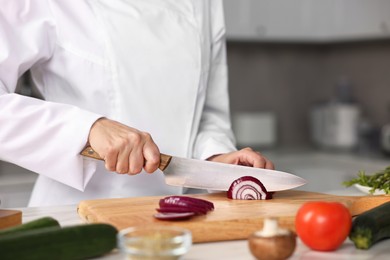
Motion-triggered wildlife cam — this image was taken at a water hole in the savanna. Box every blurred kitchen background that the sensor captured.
[2,0,390,207]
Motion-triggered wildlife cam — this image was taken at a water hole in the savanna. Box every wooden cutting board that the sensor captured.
[0,209,22,230]
[77,190,390,243]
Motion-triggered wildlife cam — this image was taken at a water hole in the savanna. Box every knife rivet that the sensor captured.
[88,149,94,155]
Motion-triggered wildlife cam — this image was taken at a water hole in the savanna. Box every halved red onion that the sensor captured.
[154,195,214,221]
[227,176,273,200]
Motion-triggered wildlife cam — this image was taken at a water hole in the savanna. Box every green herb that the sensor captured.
[343,166,390,195]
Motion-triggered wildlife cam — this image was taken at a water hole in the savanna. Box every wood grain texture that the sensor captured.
[159,153,172,171]
[77,190,390,243]
[0,209,22,229]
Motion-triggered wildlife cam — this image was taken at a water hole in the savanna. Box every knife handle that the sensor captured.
[80,146,172,171]
[81,146,102,160]
[159,153,172,171]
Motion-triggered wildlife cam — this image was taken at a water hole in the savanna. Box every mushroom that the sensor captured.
[248,218,296,260]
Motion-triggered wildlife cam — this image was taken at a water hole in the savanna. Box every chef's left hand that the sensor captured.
[206,147,275,170]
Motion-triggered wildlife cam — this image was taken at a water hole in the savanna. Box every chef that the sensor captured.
[0,0,274,206]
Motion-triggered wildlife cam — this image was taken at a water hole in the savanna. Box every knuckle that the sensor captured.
[105,163,116,172]
[119,137,130,147]
[128,132,142,144]
[242,147,253,152]
[144,162,159,174]
[149,155,160,165]
[141,132,152,140]
[105,146,117,157]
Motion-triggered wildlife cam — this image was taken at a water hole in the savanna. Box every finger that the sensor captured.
[251,156,267,168]
[115,146,131,174]
[241,148,272,168]
[143,142,160,173]
[265,159,275,170]
[239,149,266,168]
[104,147,119,172]
[128,141,144,175]
[242,147,254,152]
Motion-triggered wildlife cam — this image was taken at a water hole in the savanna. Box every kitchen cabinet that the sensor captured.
[223,0,390,42]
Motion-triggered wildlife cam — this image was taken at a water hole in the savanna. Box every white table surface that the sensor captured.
[16,198,390,260]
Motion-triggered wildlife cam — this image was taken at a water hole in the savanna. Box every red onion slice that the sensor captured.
[164,196,214,210]
[159,197,210,214]
[156,206,198,213]
[227,176,273,200]
[154,195,214,221]
[154,212,195,220]
[156,204,207,215]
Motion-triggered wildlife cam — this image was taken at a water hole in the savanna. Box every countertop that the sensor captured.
[17,196,390,260]
[4,147,390,259]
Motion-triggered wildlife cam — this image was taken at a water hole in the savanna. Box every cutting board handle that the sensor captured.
[0,210,22,229]
[350,194,390,216]
[80,146,172,171]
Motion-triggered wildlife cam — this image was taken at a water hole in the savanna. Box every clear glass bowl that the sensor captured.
[117,226,192,260]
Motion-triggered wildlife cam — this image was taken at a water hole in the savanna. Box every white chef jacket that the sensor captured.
[0,0,236,206]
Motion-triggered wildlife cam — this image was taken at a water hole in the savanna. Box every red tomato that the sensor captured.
[295,201,352,251]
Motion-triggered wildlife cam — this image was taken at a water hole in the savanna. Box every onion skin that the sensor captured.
[227,176,273,200]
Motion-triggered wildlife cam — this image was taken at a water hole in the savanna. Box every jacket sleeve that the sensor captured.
[0,0,102,191]
[192,0,237,160]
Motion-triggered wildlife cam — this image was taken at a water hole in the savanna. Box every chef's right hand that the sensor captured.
[87,118,161,175]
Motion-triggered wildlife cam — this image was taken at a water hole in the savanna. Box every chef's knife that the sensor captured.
[81,146,306,191]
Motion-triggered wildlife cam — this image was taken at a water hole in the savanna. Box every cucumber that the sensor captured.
[0,223,118,259]
[349,201,390,249]
[0,217,60,237]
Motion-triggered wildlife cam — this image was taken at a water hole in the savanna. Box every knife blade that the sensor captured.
[81,146,306,191]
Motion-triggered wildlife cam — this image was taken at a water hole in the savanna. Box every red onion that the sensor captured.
[157,204,207,215]
[159,197,210,214]
[154,212,195,220]
[227,176,273,200]
[154,195,214,221]
[163,196,214,210]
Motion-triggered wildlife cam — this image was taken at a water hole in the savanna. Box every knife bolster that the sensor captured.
[159,154,172,171]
